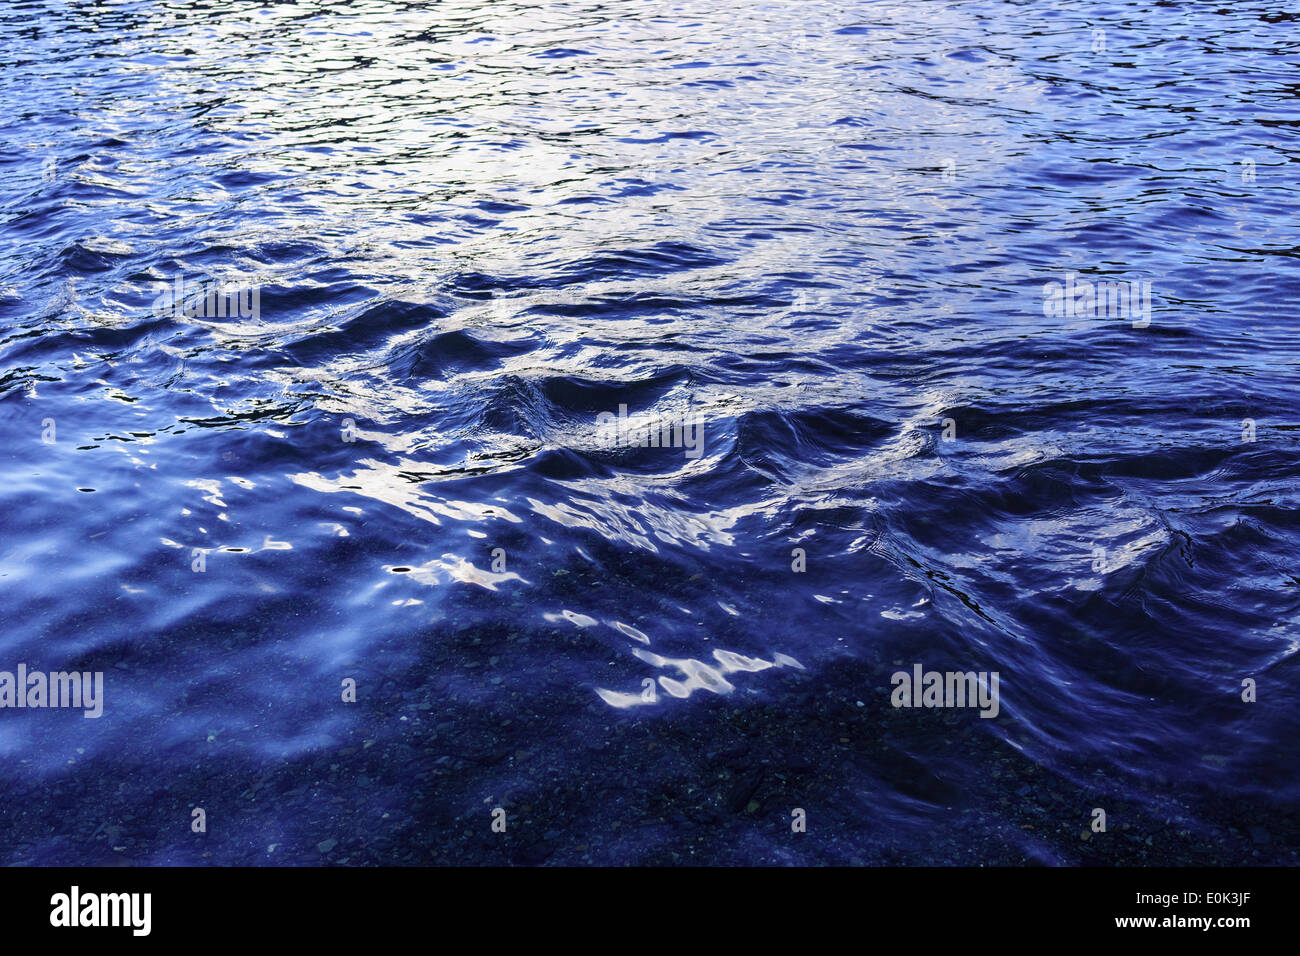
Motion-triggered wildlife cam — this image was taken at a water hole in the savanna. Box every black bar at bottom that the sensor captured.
[0,865,1285,942]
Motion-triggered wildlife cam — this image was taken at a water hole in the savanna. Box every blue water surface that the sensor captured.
[0,0,1297,865]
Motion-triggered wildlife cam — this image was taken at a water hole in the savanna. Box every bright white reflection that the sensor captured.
[596,643,804,708]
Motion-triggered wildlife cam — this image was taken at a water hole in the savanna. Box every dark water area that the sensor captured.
[1,0,1297,865]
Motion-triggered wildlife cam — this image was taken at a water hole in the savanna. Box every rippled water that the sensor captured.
[1,0,1297,865]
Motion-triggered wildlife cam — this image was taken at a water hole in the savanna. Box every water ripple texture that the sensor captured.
[0,0,1297,865]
